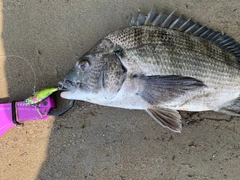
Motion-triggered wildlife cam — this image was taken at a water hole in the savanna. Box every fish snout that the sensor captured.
[58,79,80,92]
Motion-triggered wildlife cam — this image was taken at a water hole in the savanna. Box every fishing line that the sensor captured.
[0,54,37,93]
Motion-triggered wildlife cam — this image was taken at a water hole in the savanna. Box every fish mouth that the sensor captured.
[58,79,80,93]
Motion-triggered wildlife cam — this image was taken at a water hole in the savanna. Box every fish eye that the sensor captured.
[78,60,90,71]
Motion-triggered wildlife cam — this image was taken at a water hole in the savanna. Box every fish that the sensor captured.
[58,8,240,133]
[24,87,58,105]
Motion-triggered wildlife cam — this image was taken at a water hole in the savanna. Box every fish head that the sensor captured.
[58,53,105,101]
[58,38,127,103]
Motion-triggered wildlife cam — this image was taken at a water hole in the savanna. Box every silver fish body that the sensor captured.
[59,9,240,132]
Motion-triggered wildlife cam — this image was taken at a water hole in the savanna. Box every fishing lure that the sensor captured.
[24,87,58,105]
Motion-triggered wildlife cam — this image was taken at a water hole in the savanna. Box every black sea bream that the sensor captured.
[58,9,240,132]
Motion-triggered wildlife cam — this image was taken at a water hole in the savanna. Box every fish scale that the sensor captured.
[125,45,238,85]
[59,9,240,132]
[107,26,240,85]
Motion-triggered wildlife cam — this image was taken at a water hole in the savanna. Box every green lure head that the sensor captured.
[24,87,58,105]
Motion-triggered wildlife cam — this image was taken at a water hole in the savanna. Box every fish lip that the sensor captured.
[57,81,67,90]
[58,79,79,93]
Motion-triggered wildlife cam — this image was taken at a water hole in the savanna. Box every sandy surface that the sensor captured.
[0,0,240,180]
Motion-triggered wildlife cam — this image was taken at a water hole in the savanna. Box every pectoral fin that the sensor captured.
[134,75,206,105]
[146,107,182,133]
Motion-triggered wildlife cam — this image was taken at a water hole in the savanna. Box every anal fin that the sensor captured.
[218,98,240,116]
[146,107,182,133]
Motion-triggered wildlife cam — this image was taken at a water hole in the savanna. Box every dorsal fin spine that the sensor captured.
[152,12,168,26]
[193,26,207,36]
[129,9,240,60]
[145,8,158,25]
[161,9,177,28]
[179,19,193,32]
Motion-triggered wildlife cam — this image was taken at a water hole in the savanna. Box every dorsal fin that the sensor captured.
[129,9,240,60]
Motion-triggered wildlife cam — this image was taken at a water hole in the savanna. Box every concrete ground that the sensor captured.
[0,0,240,179]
